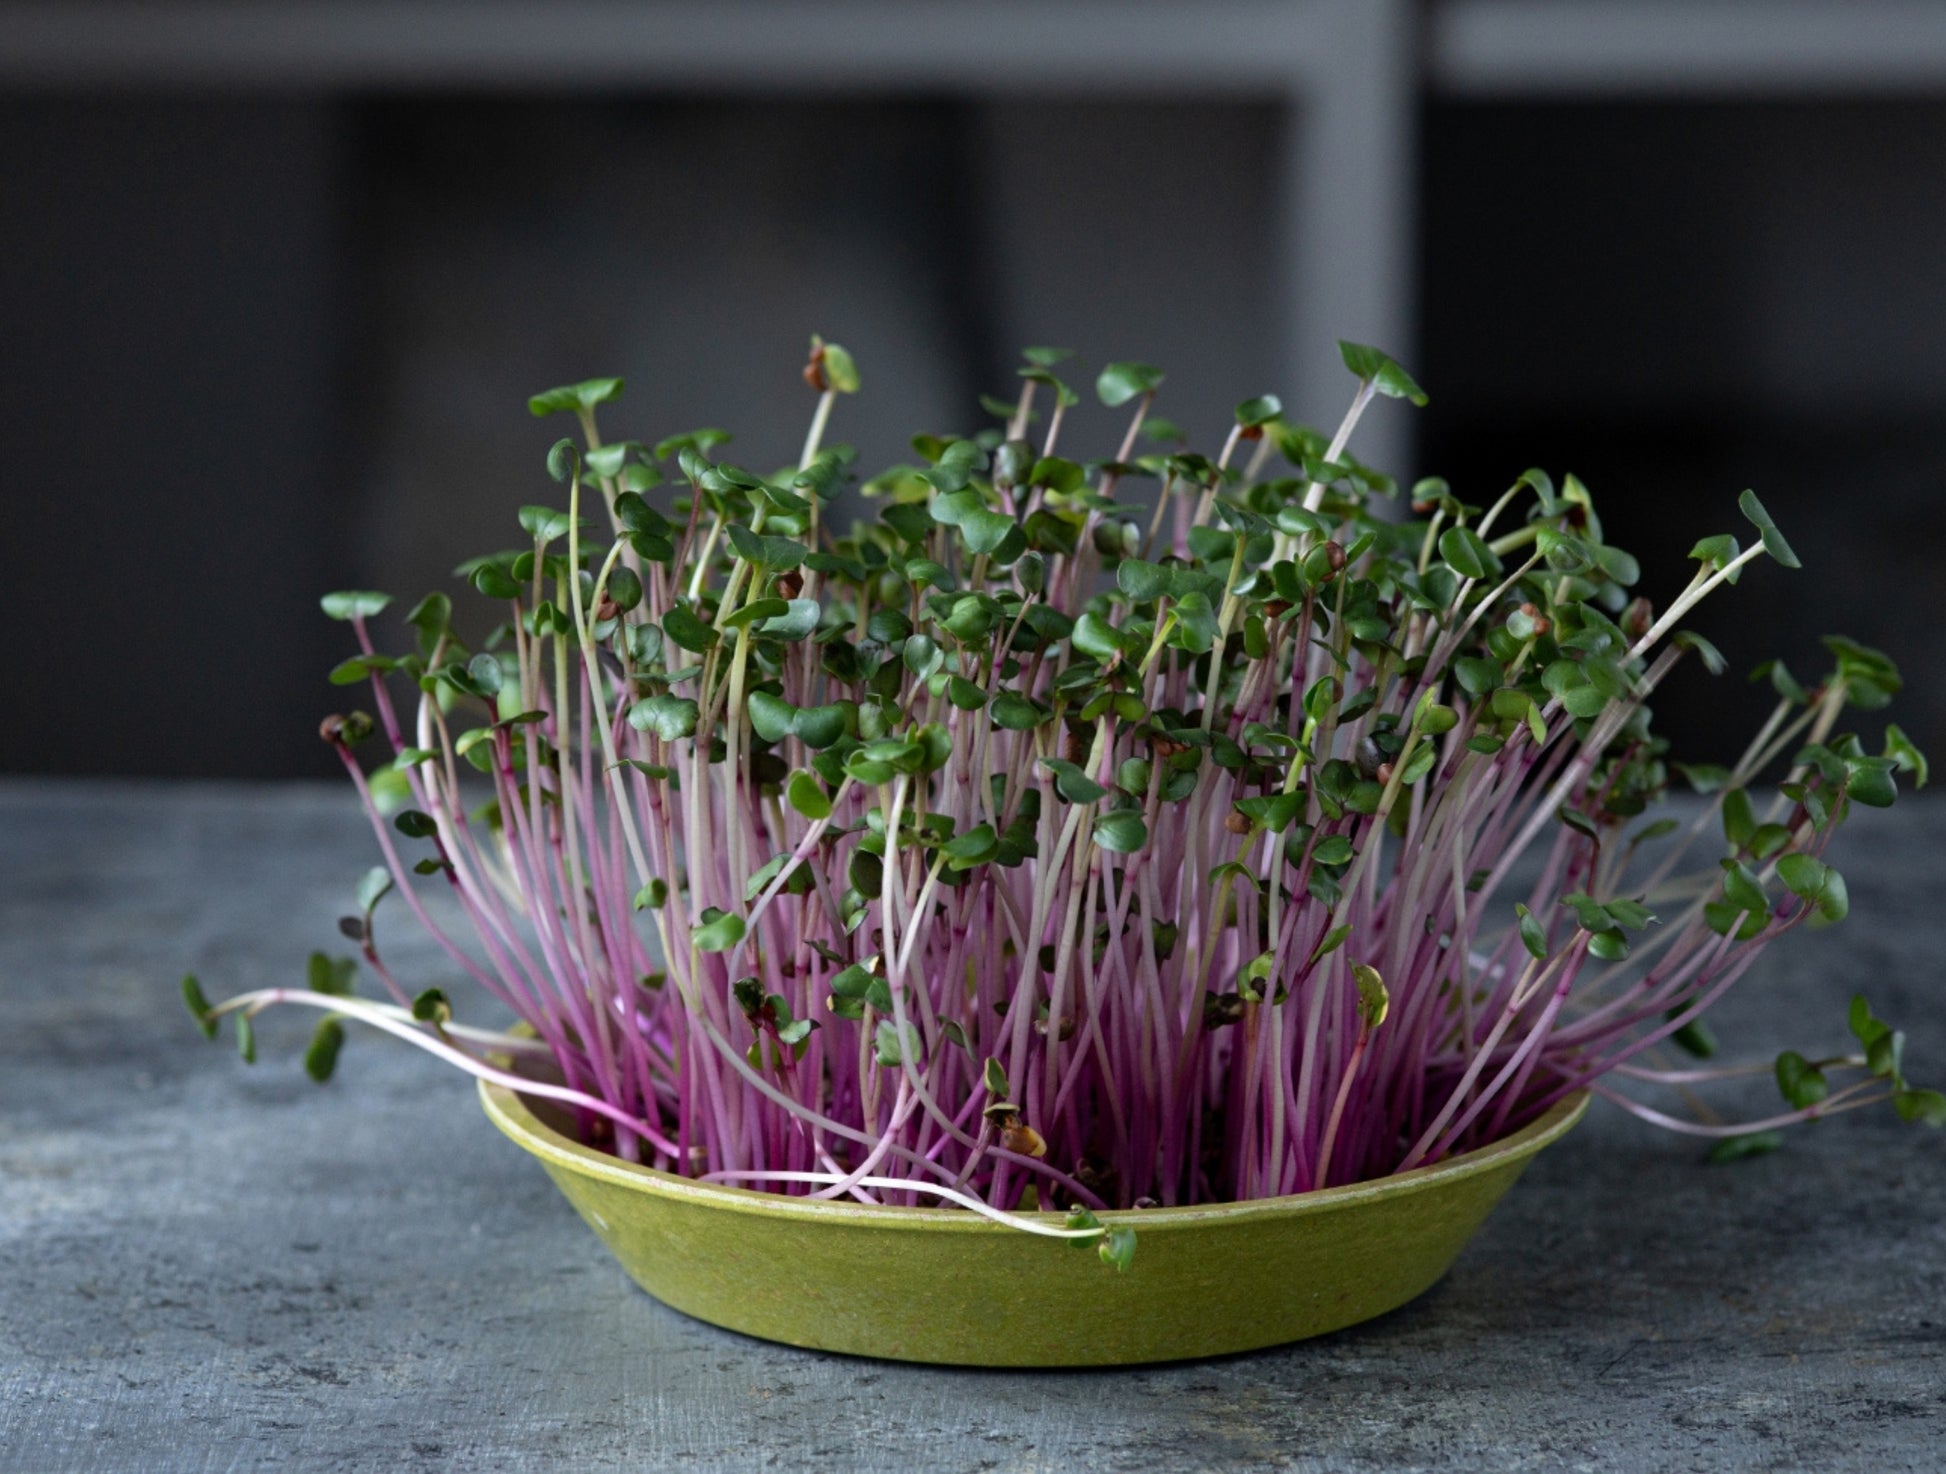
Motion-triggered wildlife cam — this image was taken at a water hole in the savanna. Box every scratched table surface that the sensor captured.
[2,780,1941,1473]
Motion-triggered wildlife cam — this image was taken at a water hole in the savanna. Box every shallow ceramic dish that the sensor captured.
[480,1078,1587,1366]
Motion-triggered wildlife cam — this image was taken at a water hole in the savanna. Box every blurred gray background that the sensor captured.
[4,0,1945,779]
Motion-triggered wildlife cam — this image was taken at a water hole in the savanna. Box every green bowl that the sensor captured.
[480,1080,1588,1366]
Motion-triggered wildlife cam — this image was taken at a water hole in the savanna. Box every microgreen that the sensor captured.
[190,334,1935,1262]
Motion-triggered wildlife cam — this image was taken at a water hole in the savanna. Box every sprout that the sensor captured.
[191,338,1935,1260]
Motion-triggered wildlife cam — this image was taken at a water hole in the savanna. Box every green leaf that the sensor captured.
[844,750,896,787]
[306,951,357,997]
[1098,1226,1137,1271]
[1234,394,1282,427]
[1437,527,1488,581]
[1561,684,1607,721]
[1709,1130,1783,1164]
[1092,810,1148,854]
[633,879,668,911]
[355,865,393,917]
[1231,950,1275,1005]
[1309,925,1353,965]
[662,605,719,654]
[304,1018,345,1084]
[1776,853,1848,925]
[761,598,821,641]
[1454,657,1501,697]
[405,591,452,647]
[518,504,574,542]
[545,439,579,483]
[471,561,523,600]
[693,910,746,953]
[320,590,391,621]
[1721,788,1756,849]
[1416,700,1459,736]
[628,695,700,742]
[411,988,452,1027]
[1071,612,1126,662]
[816,337,860,394]
[1673,762,1730,794]
[1116,557,1172,604]
[1312,836,1354,867]
[793,703,849,750]
[1337,341,1428,405]
[959,509,1016,557]
[1515,903,1548,961]
[721,597,789,630]
[528,377,624,416]
[1029,457,1087,495]
[1823,635,1901,709]
[1041,757,1107,804]
[1096,362,1164,408]
[1398,744,1438,785]
[747,691,798,744]
[328,654,397,686]
[1063,1204,1102,1238]
[1845,757,1898,808]
[991,692,1043,731]
[1868,1030,1905,1083]
[983,1056,1009,1096]
[1673,630,1727,676]
[394,809,439,840]
[1352,962,1389,1029]
[902,634,944,679]
[1719,859,1769,919]
[1557,806,1599,843]
[1603,897,1655,930]
[1848,994,1890,1052]
[726,525,806,571]
[944,823,999,868]
[1667,1011,1718,1059]
[1894,1089,1946,1126]
[1590,543,1641,586]
[874,1018,918,1067]
[743,855,787,903]
[1753,659,1807,704]
[233,1012,256,1064]
[1738,489,1801,569]
[1688,534,1742,581]
[786,771,832,820]
[1703,901,1768,941]
[466,653,503,696]
[1235,793,1303,832]
[181,974,218,1039]
[1775,1050,1829,1109]
[1586,929,1630,961]
[1170,591,1219,654]
[1884,724,1930,790]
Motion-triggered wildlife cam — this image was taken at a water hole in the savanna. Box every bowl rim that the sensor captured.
[480,1075,1589,1234]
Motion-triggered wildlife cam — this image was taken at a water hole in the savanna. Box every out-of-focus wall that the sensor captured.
[4,22,1946,777]
[0,96,347,778]
[351,97,1284,644]
[1421,99,1946,761]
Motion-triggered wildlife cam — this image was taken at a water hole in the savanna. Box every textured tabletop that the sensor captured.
[2,781,1942,1473]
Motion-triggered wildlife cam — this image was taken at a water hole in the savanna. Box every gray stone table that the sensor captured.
[2,781,1942,1472]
